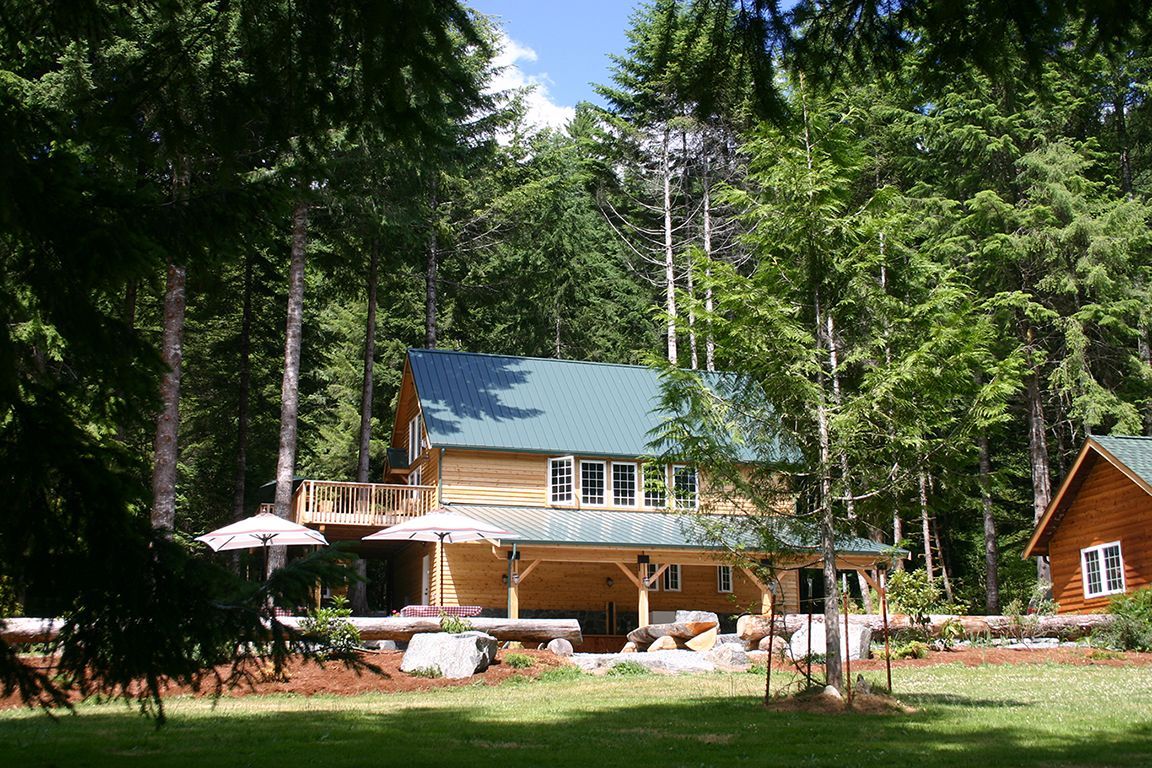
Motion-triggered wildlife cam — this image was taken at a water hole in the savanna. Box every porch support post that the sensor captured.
[637,562,650,627]
[741,566,773,614]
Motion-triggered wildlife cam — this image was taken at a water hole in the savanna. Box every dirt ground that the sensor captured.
[3,646,1150,708]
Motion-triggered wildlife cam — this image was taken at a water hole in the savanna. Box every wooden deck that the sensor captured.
[272,480,437,529]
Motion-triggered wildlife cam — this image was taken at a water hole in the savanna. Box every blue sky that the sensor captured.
[470,0,639,127]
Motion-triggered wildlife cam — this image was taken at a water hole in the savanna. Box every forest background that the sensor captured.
[4,0,1152,702]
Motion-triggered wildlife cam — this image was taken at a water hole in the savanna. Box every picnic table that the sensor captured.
[399,605,482,618]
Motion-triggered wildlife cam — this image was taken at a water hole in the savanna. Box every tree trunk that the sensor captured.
[150,259,187,533]
[231,254,253,523]
[426,181,439,349]
[814,295,842,691]
[270,199,310,575]
[662,126,677,365]
[979,432,1000,613]
[1114,89,1133,198]
[919,471,934,581]
[702,152,715,372]
[1026,369,1053,585]
[350,239,380,615]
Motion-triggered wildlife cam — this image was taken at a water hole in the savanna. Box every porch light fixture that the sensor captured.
[606,577,614,588]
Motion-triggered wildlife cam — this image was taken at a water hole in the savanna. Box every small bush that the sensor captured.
[538,665,584,683]
[440,613,474,634]
[606,661,650,677]
[1004,582,1059,642]
[879,640,930,660]
[407,666,443,679]
[504,652,535,669]
[887,569,943,631]
[1094,588,1152,652]
[300,595,360,660]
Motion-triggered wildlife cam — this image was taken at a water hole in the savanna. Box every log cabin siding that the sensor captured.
[1047,458,1151,613]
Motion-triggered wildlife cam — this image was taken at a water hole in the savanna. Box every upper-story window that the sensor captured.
[407,414,423,464]
[612,462,638,507]
[549,457,575,505]
[1082,541,1125,599]
[581,460,606,506]
[672,465,698,509]
[642,462,667,508]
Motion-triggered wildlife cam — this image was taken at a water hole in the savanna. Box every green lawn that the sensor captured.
[2,663,1150,767]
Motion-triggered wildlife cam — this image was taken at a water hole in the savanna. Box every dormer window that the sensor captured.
[642,463,667,508]
[612,462,638,506]
[673,465,698,510]
[581,460,606,506]
[549,457,574,505]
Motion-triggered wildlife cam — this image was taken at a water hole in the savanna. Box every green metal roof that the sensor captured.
[408,349,792,460]
[446,504,896,558]
[1092,435,1152,487]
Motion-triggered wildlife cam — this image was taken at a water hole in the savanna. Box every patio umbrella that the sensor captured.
[362,510,518,606]
[196,511,329,579]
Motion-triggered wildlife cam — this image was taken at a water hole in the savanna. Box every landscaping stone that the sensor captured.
[462,631,499,666]
[715,633,745,647]
[547,638,574,657]
[362,640,399,651]
[675,610,720,625]
[822,685,843,700]
[789,619,872,661]
[620,641,638,653]
[759,635,789,656]
[705,644,750,671]
[571,650,717,675]
[648,636,678,651]
[400,632,498,679]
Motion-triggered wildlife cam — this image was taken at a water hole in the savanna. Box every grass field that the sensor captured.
[2,663,1150,767]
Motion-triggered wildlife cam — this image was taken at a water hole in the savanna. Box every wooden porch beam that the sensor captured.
[613,562,643,589]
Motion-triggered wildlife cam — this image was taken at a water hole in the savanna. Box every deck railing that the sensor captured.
[292,480,437,528]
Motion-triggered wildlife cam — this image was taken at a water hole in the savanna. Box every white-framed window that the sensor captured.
[642,462,667,508]
[717,565,733,593]
[663,564,681,592]
[407,414,423,464]
[612,462,639,507]
[548,456,574,505]
[672,465,698,509]
[643,562,661,592]
[581,460,606,506]
[1082,541,1125,599]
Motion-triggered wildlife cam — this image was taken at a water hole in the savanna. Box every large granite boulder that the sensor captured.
[705,644,751,671]
[675,610,720,625]
[789,618,872,661]
[400,632,499,679]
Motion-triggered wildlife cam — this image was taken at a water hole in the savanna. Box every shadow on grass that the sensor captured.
[1,690,1150,768]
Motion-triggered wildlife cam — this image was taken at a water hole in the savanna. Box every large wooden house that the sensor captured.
[286,349,893,636]
[1025,435,1152,613]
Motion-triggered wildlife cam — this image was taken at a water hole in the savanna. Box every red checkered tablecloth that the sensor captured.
[399,605,482,618]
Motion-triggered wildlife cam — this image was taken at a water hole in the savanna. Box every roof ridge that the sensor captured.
[1093,434,1152,440]
[407,347,655,372]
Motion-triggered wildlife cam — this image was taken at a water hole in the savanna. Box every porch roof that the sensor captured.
[444,503,897,558]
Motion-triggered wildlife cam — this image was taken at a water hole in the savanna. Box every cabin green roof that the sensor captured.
[407,349,792,460]
[447,504,898,557]
[1092,435,1152,487]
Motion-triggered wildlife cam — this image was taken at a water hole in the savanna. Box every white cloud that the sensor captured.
[488,30,576,132]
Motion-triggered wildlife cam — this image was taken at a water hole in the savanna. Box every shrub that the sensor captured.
[300,595,361,660]
[1004,582,1058,642]
[887,569,940,631]
[407,666,443,679]
[503,652,535,669]
[538,665,584,683]
[879,640,930,660]
[440,613,473,634]
[606,660,650,677]
[1094,587,1152,652]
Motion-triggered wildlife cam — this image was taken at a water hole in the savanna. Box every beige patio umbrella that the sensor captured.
[362,510,518,606]
[196,511,329,579]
